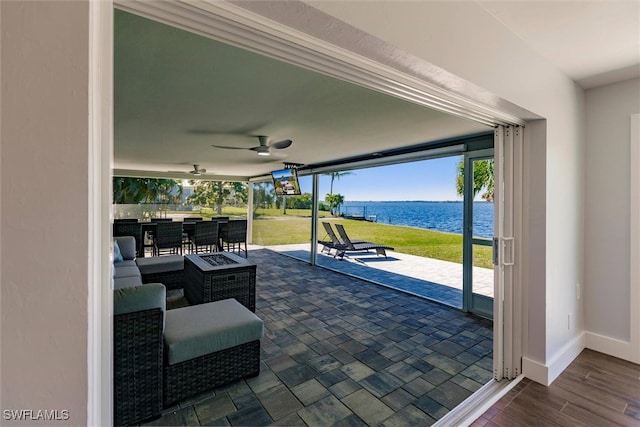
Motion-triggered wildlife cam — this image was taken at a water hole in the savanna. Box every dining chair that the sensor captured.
[153,222,183,256]
[189,221,219,254]
[220,219,248,257]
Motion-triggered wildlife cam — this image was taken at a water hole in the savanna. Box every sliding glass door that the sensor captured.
[463,149,495,318]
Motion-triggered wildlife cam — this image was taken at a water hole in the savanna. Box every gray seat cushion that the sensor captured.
[114,283,166,322]
[113,256,142,289]
[164,298,264,366]
[114,265,142,279]
[136,255,184,275]
[114,236,136,260]
[114,275,143,290]
[115,260,137,269]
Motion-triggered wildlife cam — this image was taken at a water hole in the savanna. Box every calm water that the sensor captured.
[341,201,494,238]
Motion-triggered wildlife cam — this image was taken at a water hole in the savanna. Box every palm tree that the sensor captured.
[325,193,345,216]
[113,177,182,204]
[456,158,494,201]
[325,171,353,195]
[113,177,183,219]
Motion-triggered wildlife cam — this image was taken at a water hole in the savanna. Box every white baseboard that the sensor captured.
[522,332,585,385]
[433,375,525,427]
[585,331,639,363]
[522,356,548,385]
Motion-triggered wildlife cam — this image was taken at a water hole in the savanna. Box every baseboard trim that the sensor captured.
[433,376,524,427]
[523,332,585,385]
[522,356,548,385]
[585,331,638,363]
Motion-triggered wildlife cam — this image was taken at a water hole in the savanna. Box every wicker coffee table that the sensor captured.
[183,252,257,311]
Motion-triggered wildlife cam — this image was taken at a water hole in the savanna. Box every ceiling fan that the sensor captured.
[189,164,206,175]
[211,135,293,156]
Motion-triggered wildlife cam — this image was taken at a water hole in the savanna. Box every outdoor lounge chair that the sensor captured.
[319,222,366,255]
[334,223,394,259]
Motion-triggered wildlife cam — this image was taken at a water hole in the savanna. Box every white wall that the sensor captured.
[1,1,90,423]
[302,0,586,383]
[584,78,640,359]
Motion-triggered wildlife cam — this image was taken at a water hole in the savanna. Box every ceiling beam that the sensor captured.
[112,169,250,182]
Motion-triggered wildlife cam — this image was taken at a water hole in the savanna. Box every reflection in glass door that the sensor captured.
[463,150,495,318]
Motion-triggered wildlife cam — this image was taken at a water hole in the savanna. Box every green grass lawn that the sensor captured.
[253,217,493,269]
[252,207,333,218]
[166,208,493,268]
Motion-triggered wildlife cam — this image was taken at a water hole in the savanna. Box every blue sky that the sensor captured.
[299,155,463,201]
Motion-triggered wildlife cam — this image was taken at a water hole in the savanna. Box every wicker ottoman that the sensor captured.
[113,284,166,426]
[136,255,184,290]
[162,298,264,406]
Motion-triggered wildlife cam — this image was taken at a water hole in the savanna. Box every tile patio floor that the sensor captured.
[147,248,493,426]
[264,244,494,310]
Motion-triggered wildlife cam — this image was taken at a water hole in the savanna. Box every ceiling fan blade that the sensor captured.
[270,139,293,149]
[211,144,254,150]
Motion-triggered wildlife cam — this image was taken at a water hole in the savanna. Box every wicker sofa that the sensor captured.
[113,236,184,290]
[113,236,145,289]
[113,283,263,426]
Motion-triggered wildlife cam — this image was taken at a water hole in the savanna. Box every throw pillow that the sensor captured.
[113,240,124,263]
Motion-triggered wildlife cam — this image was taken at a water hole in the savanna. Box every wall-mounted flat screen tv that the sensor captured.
[272,168,301,196]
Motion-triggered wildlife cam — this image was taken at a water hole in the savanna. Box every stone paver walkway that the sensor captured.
[151,248,493,426]
[263,244,494,309]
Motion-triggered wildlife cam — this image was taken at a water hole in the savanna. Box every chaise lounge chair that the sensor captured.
[319,222,365,255]
[333,223,394,259]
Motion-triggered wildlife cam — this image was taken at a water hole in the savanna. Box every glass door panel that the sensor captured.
[463,151,494,318]
[252,175,314,261]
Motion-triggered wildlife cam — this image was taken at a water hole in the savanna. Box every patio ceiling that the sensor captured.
[113,9,490,181]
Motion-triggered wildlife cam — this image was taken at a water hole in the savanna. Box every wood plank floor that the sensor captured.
[472,349,640,426]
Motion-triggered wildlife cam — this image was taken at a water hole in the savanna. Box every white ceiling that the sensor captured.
[114,9,489,180]
[476,0,640,89]
[114,1,640,180]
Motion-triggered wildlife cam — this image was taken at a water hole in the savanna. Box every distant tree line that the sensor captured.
[187,180,247,214]
[253,182,331,213]
[114,160,493,218]
[113,177,183,204]
[113,177,248,215]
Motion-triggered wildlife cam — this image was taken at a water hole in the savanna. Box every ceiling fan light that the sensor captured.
[256,146,271,156]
